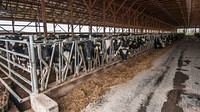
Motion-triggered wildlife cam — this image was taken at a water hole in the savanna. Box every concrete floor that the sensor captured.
[82,36,200,112]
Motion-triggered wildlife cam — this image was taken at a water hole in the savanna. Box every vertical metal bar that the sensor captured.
[45,43,56,89]
[58,41,62,82]
[77,41,80,74]
[74,41,77,75]
[61,42,64,80]
[5,41,11,75]
[29,36,38,94]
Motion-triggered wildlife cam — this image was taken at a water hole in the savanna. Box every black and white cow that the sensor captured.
[5,34,30,67]
[0,37,6,56]
[138,35,146,47]
[154,36,165,49]
[111,36,130,61]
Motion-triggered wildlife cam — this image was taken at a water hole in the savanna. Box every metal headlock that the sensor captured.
[0,33,181,103]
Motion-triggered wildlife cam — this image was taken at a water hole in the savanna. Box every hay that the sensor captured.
[57,45,173,112]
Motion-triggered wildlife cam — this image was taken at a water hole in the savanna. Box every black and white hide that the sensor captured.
[154,37,165,49]
[113,37,130,61]
[78,40,95,71]
[8,35,29,68]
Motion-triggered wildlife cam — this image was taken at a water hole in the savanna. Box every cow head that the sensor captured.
[41,45,52,61]
[129,38,139,49]
[138,36,146,46]
[82,41,94,60]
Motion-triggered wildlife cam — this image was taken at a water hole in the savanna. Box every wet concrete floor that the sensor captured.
[83,36,200,112]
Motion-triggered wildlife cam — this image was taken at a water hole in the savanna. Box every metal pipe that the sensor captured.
[37,45,49,67]
[63,42,75,80]
[0,47,29,59]
[0,66,31,94]
[0,39,29,43]
[74,41,77,75]
[29,36,39,94]
[5,41,11,75]
[58,40,62,82]
[0,55,30,73]
[0,61,31,85]
[45,43,57,89]
[0,77,29,103]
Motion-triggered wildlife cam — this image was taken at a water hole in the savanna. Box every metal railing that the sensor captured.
[0,37,38,103]
[0,33,177,103]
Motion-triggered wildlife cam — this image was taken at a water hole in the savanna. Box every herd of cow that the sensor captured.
[0,33,183,90]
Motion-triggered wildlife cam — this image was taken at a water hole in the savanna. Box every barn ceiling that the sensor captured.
[0,0,199,29]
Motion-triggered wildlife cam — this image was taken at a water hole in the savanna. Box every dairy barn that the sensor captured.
[0,0,200,112]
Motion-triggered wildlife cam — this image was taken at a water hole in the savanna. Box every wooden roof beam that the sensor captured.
[115,0,128,15]
[123,0,140,17]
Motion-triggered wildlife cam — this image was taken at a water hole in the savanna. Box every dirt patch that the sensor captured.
[56,45,174,112]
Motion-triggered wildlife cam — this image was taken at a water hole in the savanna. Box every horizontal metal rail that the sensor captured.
[0,77,30,103]
[0,61,31,86]
[0,55,30,73]
[0,39,29,44]
[0,65,31,96]
[0,47,29,59]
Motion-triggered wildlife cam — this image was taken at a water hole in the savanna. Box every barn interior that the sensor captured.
[0,0,200,112]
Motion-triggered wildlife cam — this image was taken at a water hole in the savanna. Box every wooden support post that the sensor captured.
[128,14,131,34]
[82,0,97,38]
[141,15,144,34]
[68,24,70,33]
[40,0,47,37]
[12,19,15,34]
[122,16,124,34]
[69,0,74,37]
[53,22,56,34]
[114,16,116,35]
[79,25,82,34]
[89,11,92,37]
[35,22,38,34]
[103,0,106,36]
